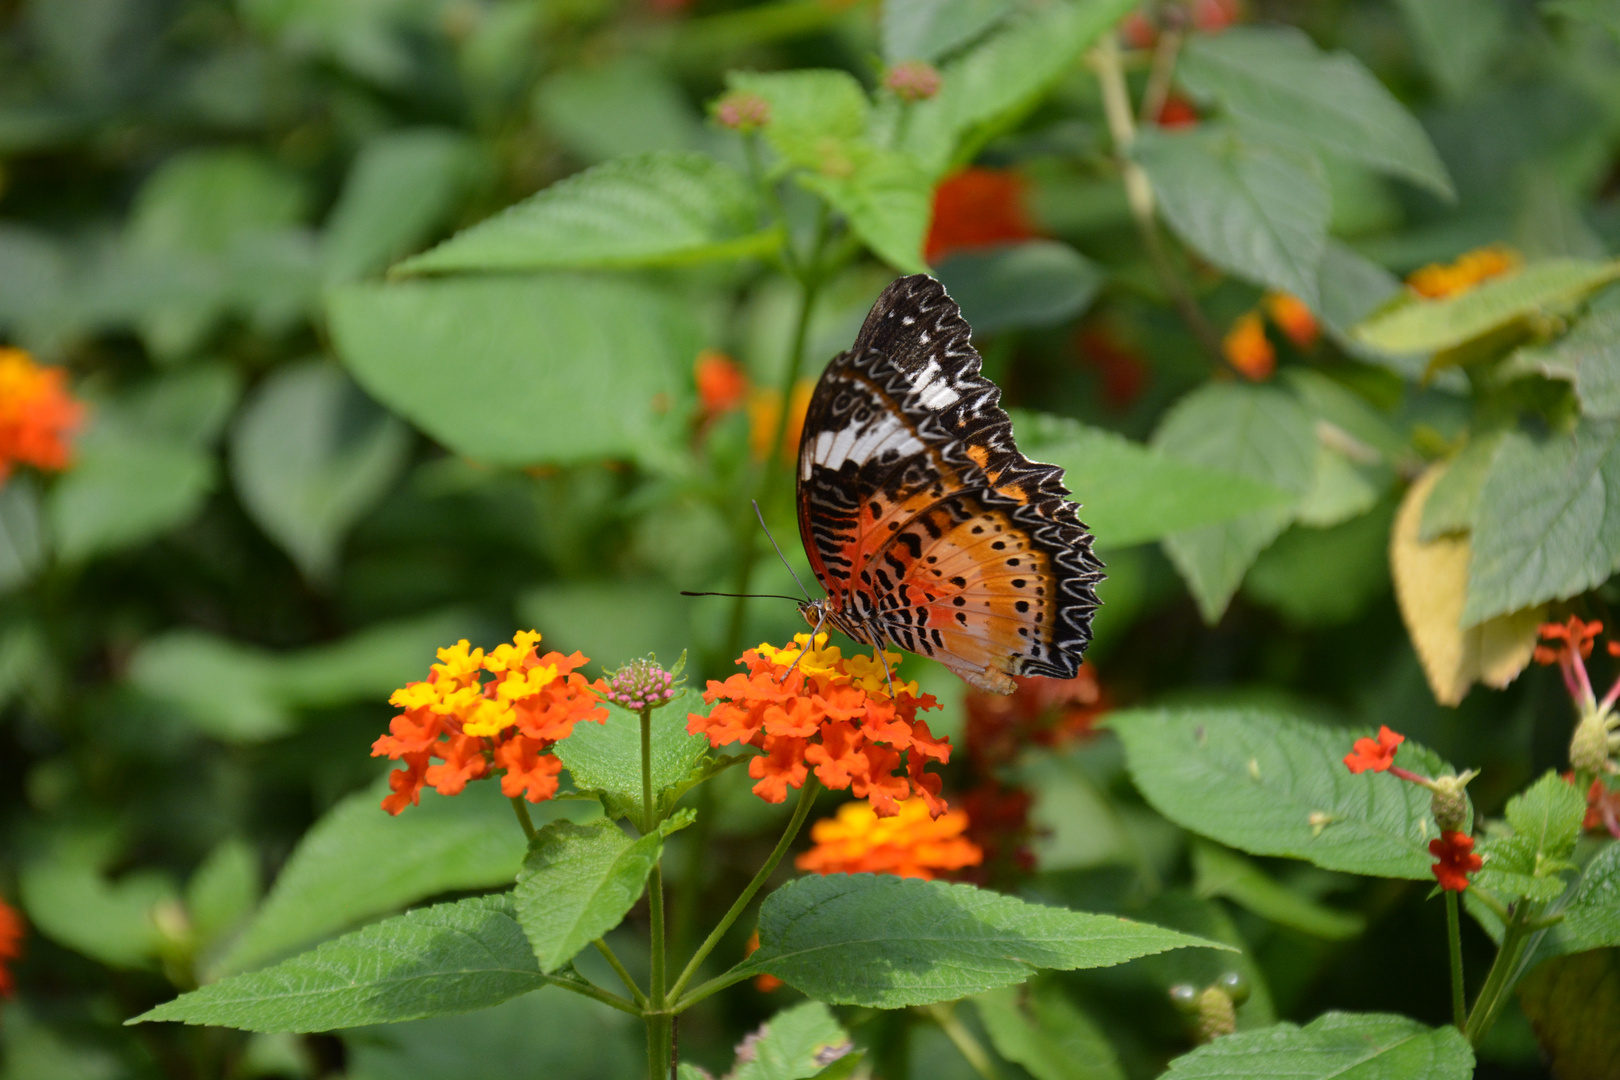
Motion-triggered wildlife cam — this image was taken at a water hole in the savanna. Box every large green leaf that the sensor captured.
[216,777,558,976]
[1011,413,1295,549]
[0,478,46,593]
[881,0,1015,62]
[1191,842,1365,940]
[393,152,775,275]
[513,818,665,973]
[974,983,1124,1080]
[1550,842,1620,957]
[1464,418,1620,625]
[1161,1012,1473,1080]
[1501,295,1620,418]
[553,691,710,823]
[738,874,1229,1007]
[1394,0,1506,99]
[133,895,545,1032]
[1517,949,1620,1080]
[798,147,932,274]
[20,831,178,970]
[1474,771,1586,902]
[729,1001,853,1080]
[1178,27,1452,198]
[327,275,698,467]
[1353,258,1620,356]
[48,436,214,563]
[935,241,1103,335]
[229,360,410,583]
[728,70,870,171]
[1151,383,1317,622]
[1134,126,1329,306]
[1111,707,1464,879]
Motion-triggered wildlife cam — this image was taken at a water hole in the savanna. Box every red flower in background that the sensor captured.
[0,897,22,998]
[1156,93,1200,129]
[925,169,1039,264]
[1344,725,1405,774]
[1074,325,1150,410]
[1429,831,1483,892]
[0,347,84,483]
[1190,0,1243,33]
[695,350,748,417]
[958,780,1036,884]
[965,665,1109,768]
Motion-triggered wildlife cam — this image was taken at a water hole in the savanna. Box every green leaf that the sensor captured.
[187,839,261,952]
[935,241,1103,335]
[216,776,563,976]
[539,59,704,163]
[1528,841,1620,962]
[1420,432,1503,541]
[323,128,483,284]
[133,895,545,1032]
[974,983,1124,1080]
[1151,383,1318,622]
[328,275,698,467]
[730,1001,853,1080]
[739,874,1231,1007]
[1474,771,1586,902]
[728,70,870,171]
[798,147,932,274]
[1516,949,1620,1080]
[1134,126,1329,306]
[1243,501,1396,627]
[1161,1012,1473,1080]
[20,831,179,969]
[129,148,308,257]
[1548,0,1620,45]
[514,818,668,973]
[1501,296,1620,418]
[881,0,1015,62]
[229,360,410,583]
[0,477,46,593]
[1393,0,1507,99]
[1178,27,1453,198]
[1464,418,1620,625]
[1111,707,1464,879]
[1011,413,1295,550]
[553,690,710,823]
[1191,841,1365,940]
[48,436,214,563]
[1354,259,1620,357]
[393,152,776,275]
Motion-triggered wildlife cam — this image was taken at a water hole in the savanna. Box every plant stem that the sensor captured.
[1138,27,1183,126]
[646,1011,674,1080]
[668,776,821,1004]
[1445,891,1466,1031]
[1088,35,1225,364]
[927,1003,1002,1080]
[595,938,648,1009]
[540,973,640,1016]
[1465,899,1532,1045]
[510,795,535,841]
[642,704,671,1079]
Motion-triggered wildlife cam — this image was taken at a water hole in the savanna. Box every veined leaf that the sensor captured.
[393,152,775,275]
[133,895,545,1032]
[730,1001,853,1080]
[728,70,869,171]
[1501,294,1620,418]
[1517,949,1620,1080]
[553,690,710,823]
[1474,772,1586,902]
[936,241,1103,335]
[1529,841,1620,963]
[738,874,1230,1008]
[1111,707,1466,879]
[881,0,1015,63]
[798,147,932,274]
[974,983,1124,1080]
[1162,1012,1473,1080]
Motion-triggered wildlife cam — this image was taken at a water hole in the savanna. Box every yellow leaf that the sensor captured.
[1391,464,1544,706]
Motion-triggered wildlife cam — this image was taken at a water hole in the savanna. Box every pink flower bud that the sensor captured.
[715,92,771,131]
[884,61,941,103]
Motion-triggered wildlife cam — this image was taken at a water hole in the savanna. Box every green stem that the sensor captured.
[927,1003,1002,1080]
[541,973,640,1017]
[1465,898,1532,1045]
[668,776,821,1004]
[595,938,647,1009]
[646,1011,674,1080]
[642,704,671,1079]
[1445,891,1466,1031]
[510,796,536,841]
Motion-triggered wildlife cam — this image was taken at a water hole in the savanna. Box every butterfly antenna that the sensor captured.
[753,500,813,601]
[680,591,805,602]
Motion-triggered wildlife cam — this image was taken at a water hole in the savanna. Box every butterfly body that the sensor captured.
[795,274,1104,694]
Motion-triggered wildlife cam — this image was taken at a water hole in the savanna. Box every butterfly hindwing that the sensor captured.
[796,274,1103,693]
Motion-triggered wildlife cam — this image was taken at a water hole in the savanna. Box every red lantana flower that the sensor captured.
[695,350,748,417]
[1428,831,1483,892]
[0,897,22,998]
[372,631,608,814]
[1074,325,1150,410]
[1344,725,1405,774]
[0,347,84,483]
[689,634,952,816]
[924,169,1038,264]
[965,666,1108,769]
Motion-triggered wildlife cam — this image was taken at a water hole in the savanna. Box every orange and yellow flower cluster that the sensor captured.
[0,896,22,999]
[1407,245,1520,300]
[0,347,83,483]
[796,797,982,880]
[1221,293,1319,381]
[373,631,607,814]
[690,633,953,816]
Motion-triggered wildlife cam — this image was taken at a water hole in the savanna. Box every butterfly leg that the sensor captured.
[869,635,896,699]
[780,608,829,685]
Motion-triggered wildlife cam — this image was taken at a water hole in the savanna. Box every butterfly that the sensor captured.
[794,273,1104,695]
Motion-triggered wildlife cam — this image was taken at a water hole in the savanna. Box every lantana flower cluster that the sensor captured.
[796,797,982,880]
[373,631,607,814]
[689,633,952,817]
[1344,726,1483,892]
[1406,244,1520,299]
[0,897,21,1000]
[0,347,84,483]
[1221,293,1319,382]
[1532,615,1620,837]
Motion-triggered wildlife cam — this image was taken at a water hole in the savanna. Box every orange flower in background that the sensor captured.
[1190,0,1243,32]
[959,780,1035,883]
[1075,326,1150,410]
[1407,245,1521,299]
[1156,93,1200,129]
[743,930,783,992]
[748,379,814,461]
[1222,311,1275,381]
[1263,292,1319,348]
[925,168,1038,264]
[695,350,748,417]
[0,347,84,482]
[1534,616,1602,665]
[1428,831,1483,892]
[690,633,952,816]
[1344,725,1405,774]
[372,631,608,814]
[1120,10,1158,49]
[965,666,1108,769]
[1583,779,1620,837]
[797,797,982,879]
[0,897,22,998]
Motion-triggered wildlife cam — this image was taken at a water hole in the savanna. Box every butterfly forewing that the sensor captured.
[795,274,1103,693]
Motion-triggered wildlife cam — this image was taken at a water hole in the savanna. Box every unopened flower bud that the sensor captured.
[884,61,941,103]
[1169,983,1199,1013]
[715,92,770,132]
[1427,771,1477,834]
[1194,985,1237,1041]
[1571,711,1613,776]
[605,657,680,712]
[1214,970,1250,1006]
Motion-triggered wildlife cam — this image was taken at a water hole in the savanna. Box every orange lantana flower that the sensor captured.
[0,896,22,998]
[1407,245,1520,300]
[695,350,748,417]
[1156,93,1200,129]
[0,348,84,482]
[965,666,1108,770]
[747,379,814,462]
[797,797,982,880]
[1344,725,1405,774]
[924,168,1038,264]
[690,633,952,816]
[1428,831,1483,892]
[372,631,607,814]
[743,930,783,992]
[1263,292,1319,348]
[1222,311,1275,381]
[1535,616,1606,706]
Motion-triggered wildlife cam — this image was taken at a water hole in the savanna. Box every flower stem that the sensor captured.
[510,795,536,841]
[1445,891,1466,1030]
[540,973,640,1016]
[927,1002,1002,1080]
[668,776,821,1005]
[1465,899,1532,1045]
[595,938,647,1009]
[642,705,671,1079]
